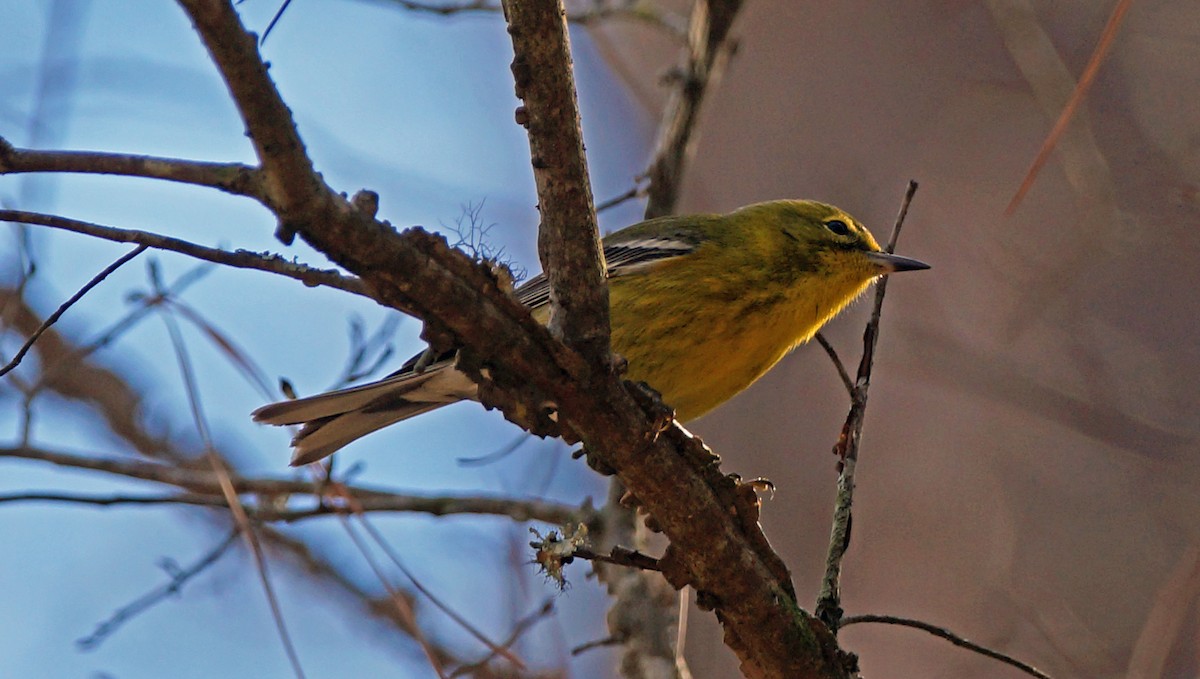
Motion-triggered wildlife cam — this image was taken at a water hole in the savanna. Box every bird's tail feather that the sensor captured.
[251,360,477,465]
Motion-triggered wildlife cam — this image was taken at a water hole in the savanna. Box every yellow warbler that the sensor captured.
[254,200,928,465]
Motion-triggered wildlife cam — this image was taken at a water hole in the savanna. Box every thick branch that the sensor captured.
[501,0,609,363]
[177,0,326,240]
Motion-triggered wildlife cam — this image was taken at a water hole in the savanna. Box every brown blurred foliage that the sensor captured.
[599,1,1200,677]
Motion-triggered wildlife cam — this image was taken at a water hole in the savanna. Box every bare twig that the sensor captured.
[0,294,475,657]
[0,210,368,297]
[0,245,147,378]
[815,181,919,630]
[0,288,173,458]
[572,635,623,656]
[336,514,449,678]
[1000,0,1132,216]
[356,512,526,669]
[840,614,1053,679]
[77,529,241,650]
[595,182,646,213]
[0,445,584,524]
[644,0,744,218]
[813,332,853,396]
[0,138,272,207]
[0,491,226,508]
[574,546,663,572]
[161,297,277,400]
[450,599,556,677]
[157,289,307,679]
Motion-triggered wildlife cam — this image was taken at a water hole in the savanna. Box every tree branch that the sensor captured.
[0,137,272,206]
[0,244,147,378]
[0,210,369,297]
[177,0,326,242]
[840,614,1052,679]
[644,0,743,218]
[0,445,585,525]
[501,0,610,364]
[816,182,918,630]
[76,528,242,650]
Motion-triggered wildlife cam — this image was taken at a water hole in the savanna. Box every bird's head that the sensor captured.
[732,200,929,283]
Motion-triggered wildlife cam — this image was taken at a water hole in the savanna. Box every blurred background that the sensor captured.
[2,1,1198,677]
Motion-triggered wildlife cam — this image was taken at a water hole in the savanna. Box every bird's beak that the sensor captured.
[865,251,930,273]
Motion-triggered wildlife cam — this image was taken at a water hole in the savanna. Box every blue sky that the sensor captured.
[1,1,655,676]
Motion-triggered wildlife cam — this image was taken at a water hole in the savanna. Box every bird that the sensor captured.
[253,200,929,465]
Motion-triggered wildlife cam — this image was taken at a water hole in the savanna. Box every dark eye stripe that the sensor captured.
[824,219,851,236]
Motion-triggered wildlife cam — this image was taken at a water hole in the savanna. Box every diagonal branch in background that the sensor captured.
[77,528,242,650]
[157,293,307,679]
[999,0,1131,216]
[644,0,744,218]
[171,0,852,676]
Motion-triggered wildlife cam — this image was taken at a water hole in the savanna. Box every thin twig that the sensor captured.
[0,209,367,297]
[813,332,853,396]
[77,529,241,650]
[1002,0,1131,215]
[595,183,645,213]
[571,635,623,656]
[0,138,272,206]
[840,614,1053,679]
[157,293,307,679]
[815,181,919,630]
[449,599,556,677]
[336,514,450,678]
[574,546,663,572]
[357,512,526,669]
[0,491,226,508]
[0,244,147,378]
[0,445,584,524]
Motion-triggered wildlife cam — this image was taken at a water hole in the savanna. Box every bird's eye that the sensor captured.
[824,219,851,236]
